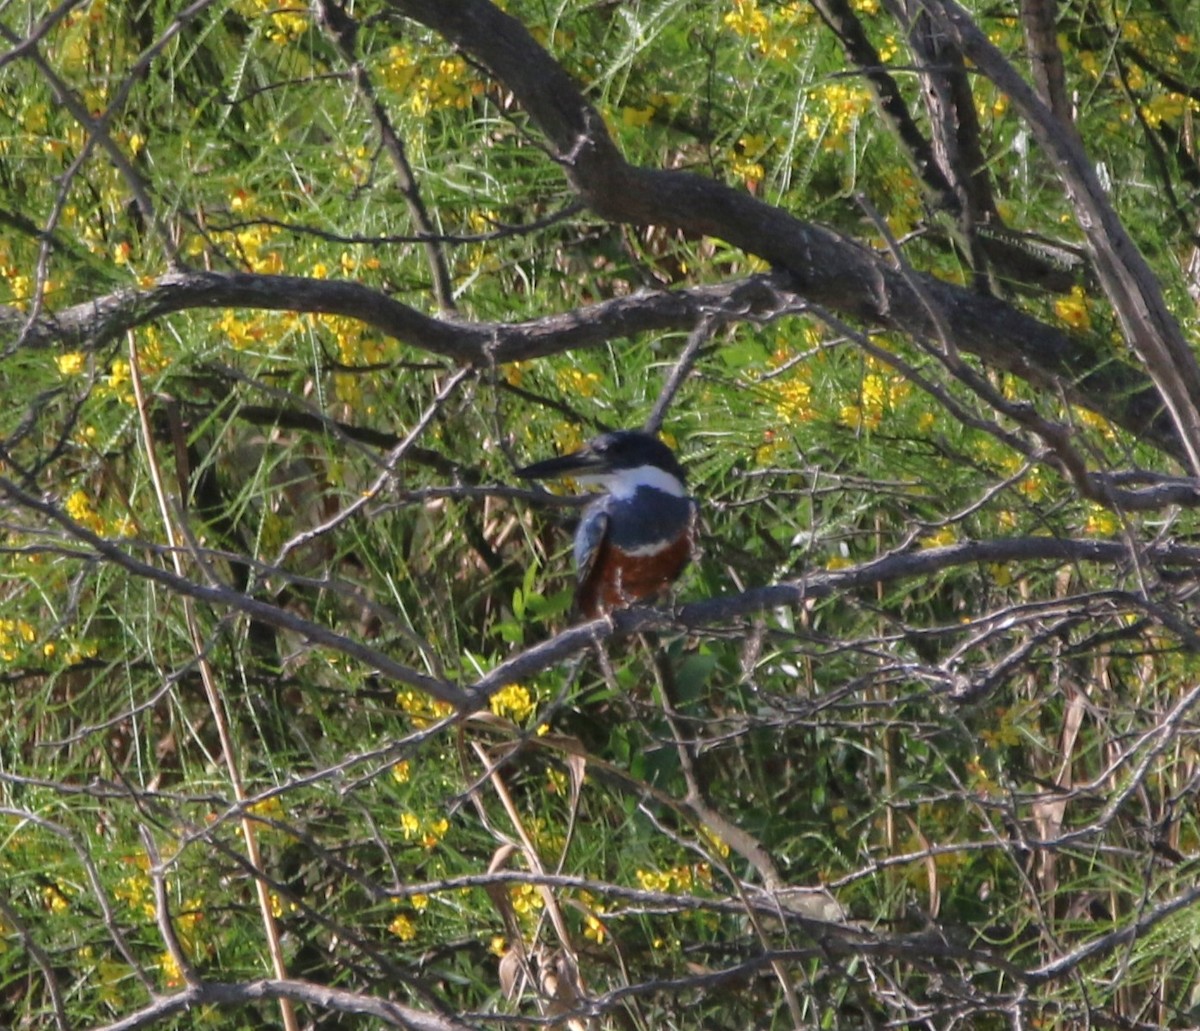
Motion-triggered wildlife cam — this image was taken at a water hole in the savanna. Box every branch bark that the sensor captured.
[0,267,1182,464]
[388,0,1187,466]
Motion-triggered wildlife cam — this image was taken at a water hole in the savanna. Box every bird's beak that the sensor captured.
[516,443,608,481]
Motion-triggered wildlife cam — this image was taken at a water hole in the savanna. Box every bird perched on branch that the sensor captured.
[517,429,697,618]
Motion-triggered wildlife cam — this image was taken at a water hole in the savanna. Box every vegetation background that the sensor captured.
[3,0,1200,1027]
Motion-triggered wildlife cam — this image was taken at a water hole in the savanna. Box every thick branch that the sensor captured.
[387,0,1185,465]
[0,270,788,363]
[469,535,1200,700]
[0,263,1180,466]
[916,0,1200,478]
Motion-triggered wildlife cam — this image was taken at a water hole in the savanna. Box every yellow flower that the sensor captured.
[42,884,71,914]
[583,911,606,944]
[1084,504,1119,536]
[636,863,706,893]
[724,0,769,39]
[269,892,298,918]
[772,373,813,424]
[804,83,873,148]
[421,818,449,850]
[158,950,183,987]
[248,795,285,821]
[510,883,543,916]
[65,490,105,532]
[391,760,410,784]
[489,683,535,722]
[556,367,601,398]
[1053,286,1091,331]
[1072,406,1116,440]
[388,913,417,941]
[920,527,957,549]
[395,689,455,728]
[56,352,85,376]
[1019,469,1046,500]
[989,563,1013,587]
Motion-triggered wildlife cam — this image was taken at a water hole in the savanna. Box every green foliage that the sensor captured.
[3,0,1200,1027]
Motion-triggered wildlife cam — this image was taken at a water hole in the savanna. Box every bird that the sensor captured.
[516,429,697,618]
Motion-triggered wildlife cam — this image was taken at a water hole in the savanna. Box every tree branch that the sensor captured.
[388,0,1186,464]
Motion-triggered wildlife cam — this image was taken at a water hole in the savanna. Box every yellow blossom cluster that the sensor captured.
[1071,405,1116,441]
[159,950,183,987]
[555,367,601,399]
[65,490,107,533]
[320,313,393,368]
[919,526,957,549]
[838,369,909,431]
[93,954,129,1008]
[979,707,1023,750]
[97,357,136,406]
[578,891,607,944]
[113,856,155,920]
[550,422,584,458]
[488,682,536,722]
[269,891,298,918]
[1053,285,1091,331]
[0,619,36,663]
[233,0,307,46]
[635,862,713,893]
[964,754,1003,796]
[399,811,450,849]
[215,309,269,351]
[804,82,874,150]
[525,816,566,857]
[56,352,87,377]
[545,766,568,794]
[396,689,455,729]
[388,912,418,941]
[249,794,286,823]
[509,882,543,918]
[1142,91,1200,127]
[723,0,809,62]
[454,209,503,278]
[60,638,99,665]
[215,214,283,275]
[3,269,58,311]
[47,0,115,72]
[771,372,814,425]
[730,134,769,191]
[42,884,71,914]
[1083,503,1119,537]
[503,361,529,387]
[382,46,482,116]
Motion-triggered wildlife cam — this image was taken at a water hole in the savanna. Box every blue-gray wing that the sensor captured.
[573,502,610,589]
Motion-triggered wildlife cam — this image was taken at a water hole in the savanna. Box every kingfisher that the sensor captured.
[517,429,697,618]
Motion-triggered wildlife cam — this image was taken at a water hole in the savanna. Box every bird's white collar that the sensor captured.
[578,464,686,499]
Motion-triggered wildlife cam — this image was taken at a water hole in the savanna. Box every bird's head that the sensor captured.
[516,429,687,499]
